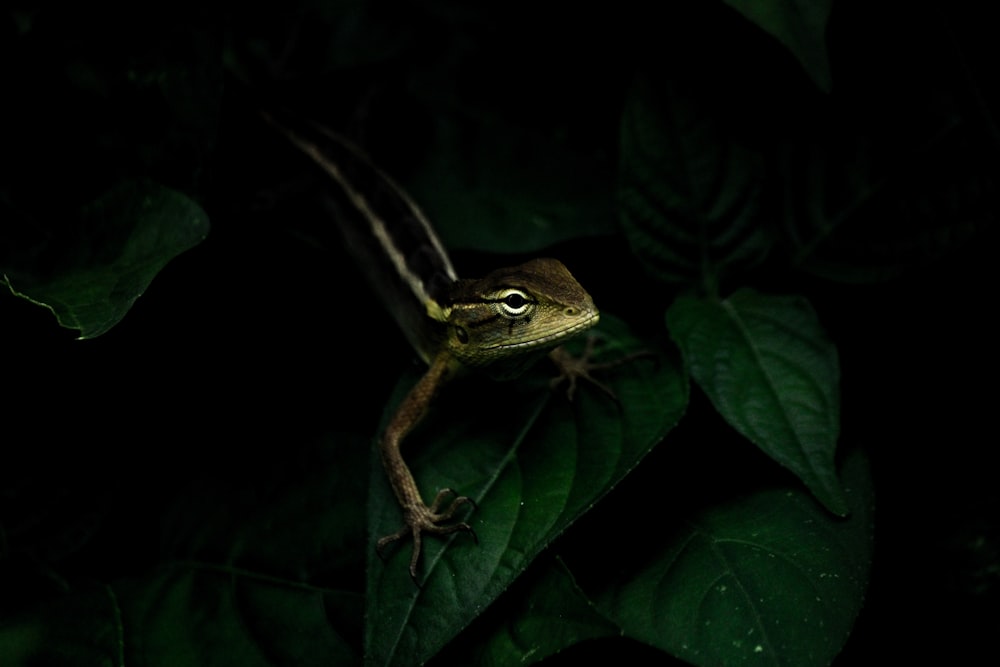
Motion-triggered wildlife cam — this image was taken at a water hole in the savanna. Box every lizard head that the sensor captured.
[443,258,599,370]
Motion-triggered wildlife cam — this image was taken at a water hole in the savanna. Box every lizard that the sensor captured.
[262,109,608,583]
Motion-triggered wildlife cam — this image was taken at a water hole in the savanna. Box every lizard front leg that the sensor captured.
[375,351,477,584]
[548,336,655,401]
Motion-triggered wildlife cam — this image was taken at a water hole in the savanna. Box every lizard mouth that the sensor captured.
[488,310,600,352]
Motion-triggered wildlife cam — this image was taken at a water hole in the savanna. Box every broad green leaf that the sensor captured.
[592,447,872,667]
[666,289,846,515]
[440,556,621,666]
[114,567,361,667]
[618,75,770,292]
[0,581,123,667]
[365,314,687,667]
[157,432,369,579]
[0,433,368,667]
[778,134,885,282]
[780,121,991,283]
[723,0,833,93]
[2,180,208,339]
[137,432,367,666]
[226,1,414,78]
[405,116,616,254]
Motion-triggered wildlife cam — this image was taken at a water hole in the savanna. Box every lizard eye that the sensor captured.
[497,289,532,316]
[505,293,525,309]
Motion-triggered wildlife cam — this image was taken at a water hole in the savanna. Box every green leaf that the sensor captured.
[2,180,208,339]
[592,447,872,667]
[114,566,361,667]
[115,433,367,667]
[406,117,616,254]
[618,75,770,291]
[442,556,621,666]
[0,581,123,667]
[666,289,846,515]
[365,313,687,667]
[779,121,993,283]
[0,433,368,667]
[158,432,368,579]
[723,0,833,93]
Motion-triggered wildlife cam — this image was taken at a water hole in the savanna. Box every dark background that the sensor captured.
[2,2,997,664]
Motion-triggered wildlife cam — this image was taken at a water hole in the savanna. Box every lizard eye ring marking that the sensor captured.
[497,288,533,317]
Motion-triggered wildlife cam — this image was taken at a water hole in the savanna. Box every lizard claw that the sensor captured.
[376,488,477,585]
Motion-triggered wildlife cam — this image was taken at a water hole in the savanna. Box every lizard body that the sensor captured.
[264,110,600,581]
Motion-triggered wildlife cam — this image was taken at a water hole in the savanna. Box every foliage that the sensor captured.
[3,2,996,666]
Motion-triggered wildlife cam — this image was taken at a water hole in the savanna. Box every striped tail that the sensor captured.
[262,109,457,363]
